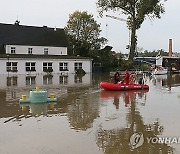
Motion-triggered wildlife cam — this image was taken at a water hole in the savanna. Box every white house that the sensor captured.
[0,22,93,75]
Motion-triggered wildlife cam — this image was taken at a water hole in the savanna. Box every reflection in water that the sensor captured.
[7,76,18,86]
[152,74,180,91]
[100,90,148,109]
[0,73,91,89]
[98,90,174,154]
[61,87,100,131]
[20,102,56,117]
[26,76,36,86]
[59,75,68,84]
[0,73,180,153]
[74,75,83,83]
[2,101,57,123]
[43,75,53,85]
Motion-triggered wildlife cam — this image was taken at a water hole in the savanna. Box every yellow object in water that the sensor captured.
[22,95,27,100]
[50,93,55,99]
[36,86,40,92]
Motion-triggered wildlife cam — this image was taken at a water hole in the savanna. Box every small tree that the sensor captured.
[65,11,107,57]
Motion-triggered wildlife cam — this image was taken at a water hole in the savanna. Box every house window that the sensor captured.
[43,62,53,72]
[28,48,33,54]
[59,62,68,71]
[11,47,16,54]
[44,48,48,55]
[26,76,36,85]
[59,75,68,84]
[6,62,18,72]
[25,62,36,71]
[74,75,82,83]
[43,75,53,85]
[74,62,82,71]
[7,77,18,86]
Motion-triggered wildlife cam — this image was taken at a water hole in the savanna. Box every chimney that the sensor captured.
[169,39,172,57]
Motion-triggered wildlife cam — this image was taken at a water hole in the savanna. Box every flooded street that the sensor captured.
[0,73,180,154]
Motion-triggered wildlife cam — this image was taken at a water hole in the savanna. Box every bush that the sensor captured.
[75,68,86,76]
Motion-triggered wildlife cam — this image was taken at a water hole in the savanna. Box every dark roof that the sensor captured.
[0,23,68,47]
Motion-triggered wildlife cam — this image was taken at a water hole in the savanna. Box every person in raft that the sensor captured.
[129,73,137,84]
[123,70,130,84]
[114,72,120,84]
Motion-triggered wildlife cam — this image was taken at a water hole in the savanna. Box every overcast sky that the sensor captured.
[1,0,180,53]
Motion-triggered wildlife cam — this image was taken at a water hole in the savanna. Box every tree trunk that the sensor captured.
[129,4,137,61]
[129,27,136,61]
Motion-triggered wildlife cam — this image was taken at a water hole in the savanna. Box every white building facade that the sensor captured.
[0,23,93,75]
[6,45,67,55]
[0,56,92,75]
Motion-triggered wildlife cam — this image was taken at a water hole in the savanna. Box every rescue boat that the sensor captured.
[100,82,149,91]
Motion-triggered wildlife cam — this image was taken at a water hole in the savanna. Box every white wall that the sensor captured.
[6,45,67,55]
[67,59,92,74]
[0,58,92,75]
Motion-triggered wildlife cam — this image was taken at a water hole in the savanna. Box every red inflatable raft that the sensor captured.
[100,82,149,91]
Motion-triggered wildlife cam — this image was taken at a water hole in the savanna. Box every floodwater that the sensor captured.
[0,73,180,154]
